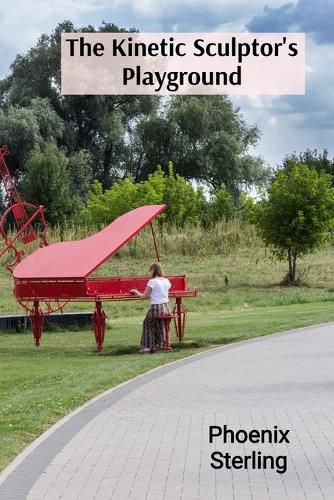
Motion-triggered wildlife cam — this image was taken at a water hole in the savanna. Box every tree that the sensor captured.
[128,96,271,198]
[0,106,42,177]
[81,163,208,227]
[162,163,207,226]
[0,21,269,199]
[0,98,64,177]
[21,144,75,226]
[0,20,270,206]
[208,183,235,223]
[253,164,334,284]
[81,177,139,227]
[280,149,334,181]
[0,21,158,188]
[68,149,94,204]
[30,98,64,143]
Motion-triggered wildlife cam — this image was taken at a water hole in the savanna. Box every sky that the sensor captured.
[0,0,333,168]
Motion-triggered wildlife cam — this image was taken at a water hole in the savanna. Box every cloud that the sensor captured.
[232,34,334,166]
[236,0,334,164]
[0,0,110,77]
[233,93,334,166]
[100,0,334,163]
[268,37,334,129]
[99,0,285,32]
[247,0,334,44]
[0,0,285,75]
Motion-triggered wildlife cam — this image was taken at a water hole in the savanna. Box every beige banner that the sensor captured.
[61,32,305,95]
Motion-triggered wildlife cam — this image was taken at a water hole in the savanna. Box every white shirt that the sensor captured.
[147,277,171,304]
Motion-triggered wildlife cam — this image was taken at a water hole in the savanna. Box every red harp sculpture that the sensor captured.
[0,147,196,351]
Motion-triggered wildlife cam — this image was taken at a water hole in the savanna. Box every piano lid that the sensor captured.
[13,205,167,280]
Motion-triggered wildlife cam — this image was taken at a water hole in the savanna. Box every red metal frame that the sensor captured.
[0,146,49,274]
[30,301,44,347]
[0,146,48,245]
[14,275,193,301]
[156,314,178,351]
[91,300,107,353]
[0,203,48,273]
[0,146,27,219]
[13,274,196,351]
[173,297,187,340]
[12,205,167,280]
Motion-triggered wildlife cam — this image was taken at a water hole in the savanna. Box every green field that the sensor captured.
[1,233,334,470]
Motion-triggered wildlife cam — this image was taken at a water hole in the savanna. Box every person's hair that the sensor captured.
[150,262,164,278]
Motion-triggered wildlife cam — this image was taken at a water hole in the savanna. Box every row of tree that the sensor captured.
[20,142,334,285]
[0,20,270,201]
[81,163,235,228]
[1,21,334,284]
[19,144,236,227]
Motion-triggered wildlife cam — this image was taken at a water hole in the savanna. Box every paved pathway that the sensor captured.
[1,324,334,499]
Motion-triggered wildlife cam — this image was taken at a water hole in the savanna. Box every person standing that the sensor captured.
[130,262,171,353]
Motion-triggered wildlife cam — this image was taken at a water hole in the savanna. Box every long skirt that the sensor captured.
[140,302,171,351]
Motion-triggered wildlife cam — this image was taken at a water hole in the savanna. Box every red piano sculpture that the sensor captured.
[0,146,196,351]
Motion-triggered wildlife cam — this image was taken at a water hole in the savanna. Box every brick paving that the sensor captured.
[1,323,334,499]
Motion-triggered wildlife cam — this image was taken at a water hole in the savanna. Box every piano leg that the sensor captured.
[91,300,107,353]
[173,297,187,341]
[30,300,44,347]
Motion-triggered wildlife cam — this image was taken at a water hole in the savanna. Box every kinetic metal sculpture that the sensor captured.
[0,146,196,351]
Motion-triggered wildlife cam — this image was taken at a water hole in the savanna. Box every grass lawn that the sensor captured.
[1,302,334,471]
[1,244,334,470]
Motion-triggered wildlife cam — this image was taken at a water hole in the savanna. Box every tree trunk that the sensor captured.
[102,144,113,188]
[292,251,297,282]
[287,248,298,283]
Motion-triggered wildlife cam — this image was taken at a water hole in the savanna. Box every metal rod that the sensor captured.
[150,222,160,262]
[0,205,43,259]
[176,297,182,340]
